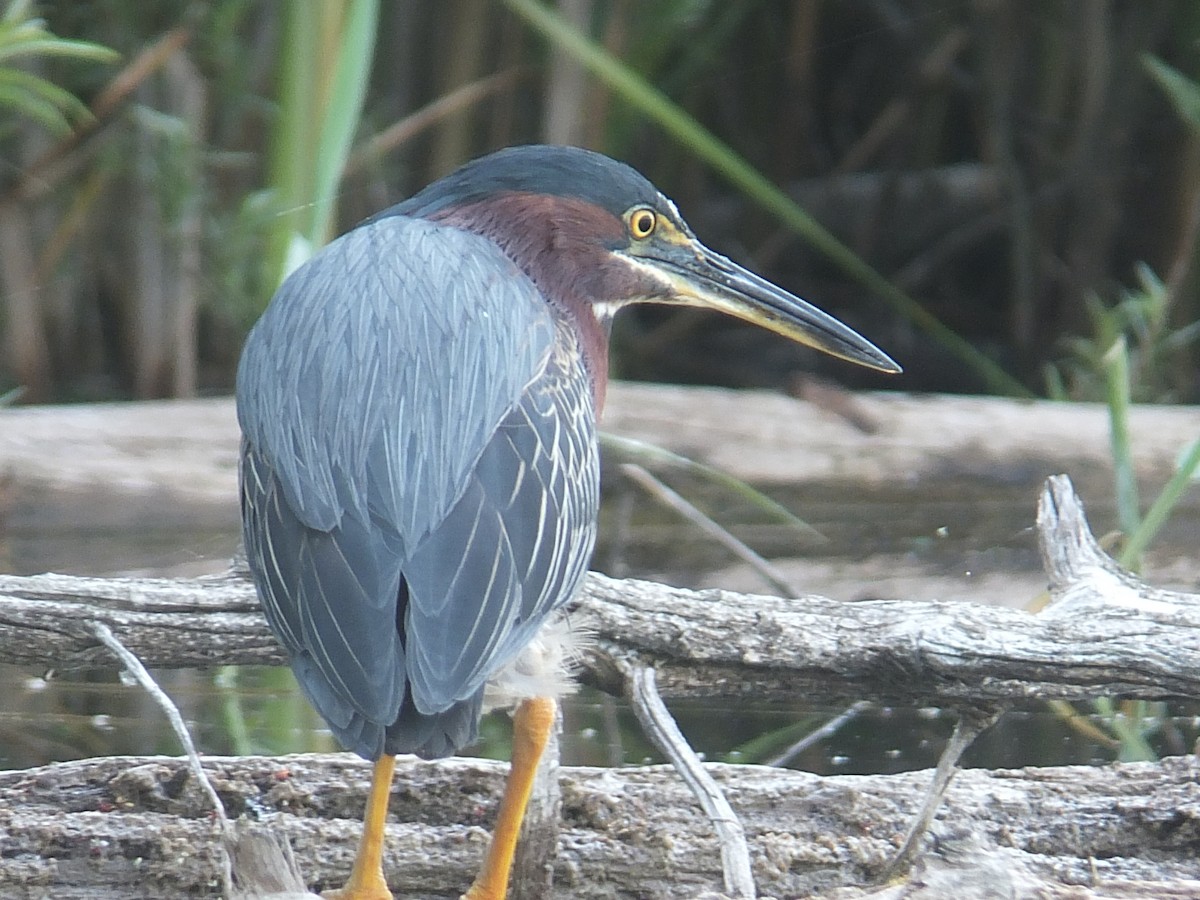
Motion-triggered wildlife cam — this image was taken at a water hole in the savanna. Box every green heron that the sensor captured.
[236,144,899,900]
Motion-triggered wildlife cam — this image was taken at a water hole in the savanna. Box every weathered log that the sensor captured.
[1,565,1199,705]
[3,388,1199,531]
[3,751,1200,899]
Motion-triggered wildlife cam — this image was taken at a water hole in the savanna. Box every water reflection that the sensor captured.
[5,661,1196,774]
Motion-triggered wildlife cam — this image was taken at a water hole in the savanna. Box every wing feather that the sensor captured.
[238,217,555,538]
[403,330,598,711]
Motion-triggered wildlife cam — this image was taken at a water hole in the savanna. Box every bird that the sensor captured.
[235,144,900,900]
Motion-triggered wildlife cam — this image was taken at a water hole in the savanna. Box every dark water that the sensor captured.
[3,473,1198,773]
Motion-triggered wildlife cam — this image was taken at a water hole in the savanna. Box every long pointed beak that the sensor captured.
[633,241,902,374]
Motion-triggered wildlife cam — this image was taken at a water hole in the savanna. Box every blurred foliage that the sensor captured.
[262,0,377,290]
[508,0,1023,395]
[1046,266,1199,405]
[1145,53,1200,132]
[1043,47,1200,579]
[0,0,115,134]
[4,1,1199,781]
[0,0,1198,403]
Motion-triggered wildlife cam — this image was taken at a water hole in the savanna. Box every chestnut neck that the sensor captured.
[430,192,627,412]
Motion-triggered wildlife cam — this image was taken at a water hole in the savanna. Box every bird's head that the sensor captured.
[390,145,900,375]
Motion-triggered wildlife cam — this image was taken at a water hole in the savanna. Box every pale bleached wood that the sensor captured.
[3,543,1198,706]
[3,390,1199,531]
[3,752,1200,899]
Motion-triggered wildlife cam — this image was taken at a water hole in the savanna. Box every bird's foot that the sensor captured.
[322,874,393,900]
[460,884,503,900]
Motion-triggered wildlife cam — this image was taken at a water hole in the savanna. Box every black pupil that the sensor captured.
[637,213,652,234]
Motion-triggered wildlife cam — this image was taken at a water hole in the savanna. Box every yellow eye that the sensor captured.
[629,207,657,240]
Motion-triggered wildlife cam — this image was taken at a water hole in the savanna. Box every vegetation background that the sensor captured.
[3,0,1199,406]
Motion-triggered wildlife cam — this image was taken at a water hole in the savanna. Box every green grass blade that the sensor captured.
[309,0,378,249]
[600,431,825,541]
[0,36,117,64]
[0,1,115,134]
[214,666,252,756]
[1143,54,1200,134]
[724,713,825,764]
[264,0,378,290]
[0,77,73,132]
[1091,696,1157,762]
[1119,436,1200,567]
[0,65,91,119]
[265,5,319,286]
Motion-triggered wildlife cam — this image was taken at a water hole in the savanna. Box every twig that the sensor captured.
[346,68,526,175]
[879,705,1001,882]
[763,700,872,768]
[1037,473,1199,619]
[91,622,319,899]
[620,463,803,598]
[91,622,233,896]
[628,666,756,900]
[91,622,228,832]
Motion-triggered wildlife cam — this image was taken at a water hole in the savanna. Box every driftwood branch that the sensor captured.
[4,751,1200,899]
[2,475,1199,707]
[628,665,756,899]
[4,568,1199,705]
[878,704,1001,883]
[4,390,1199,523]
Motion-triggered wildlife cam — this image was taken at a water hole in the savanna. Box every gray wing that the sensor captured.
[237,216,597,758]
[238,217,555,539]
[402,325,598,714]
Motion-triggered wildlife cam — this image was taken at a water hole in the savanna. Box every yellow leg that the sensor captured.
[462,696,557,900]
[325,754,396,900]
